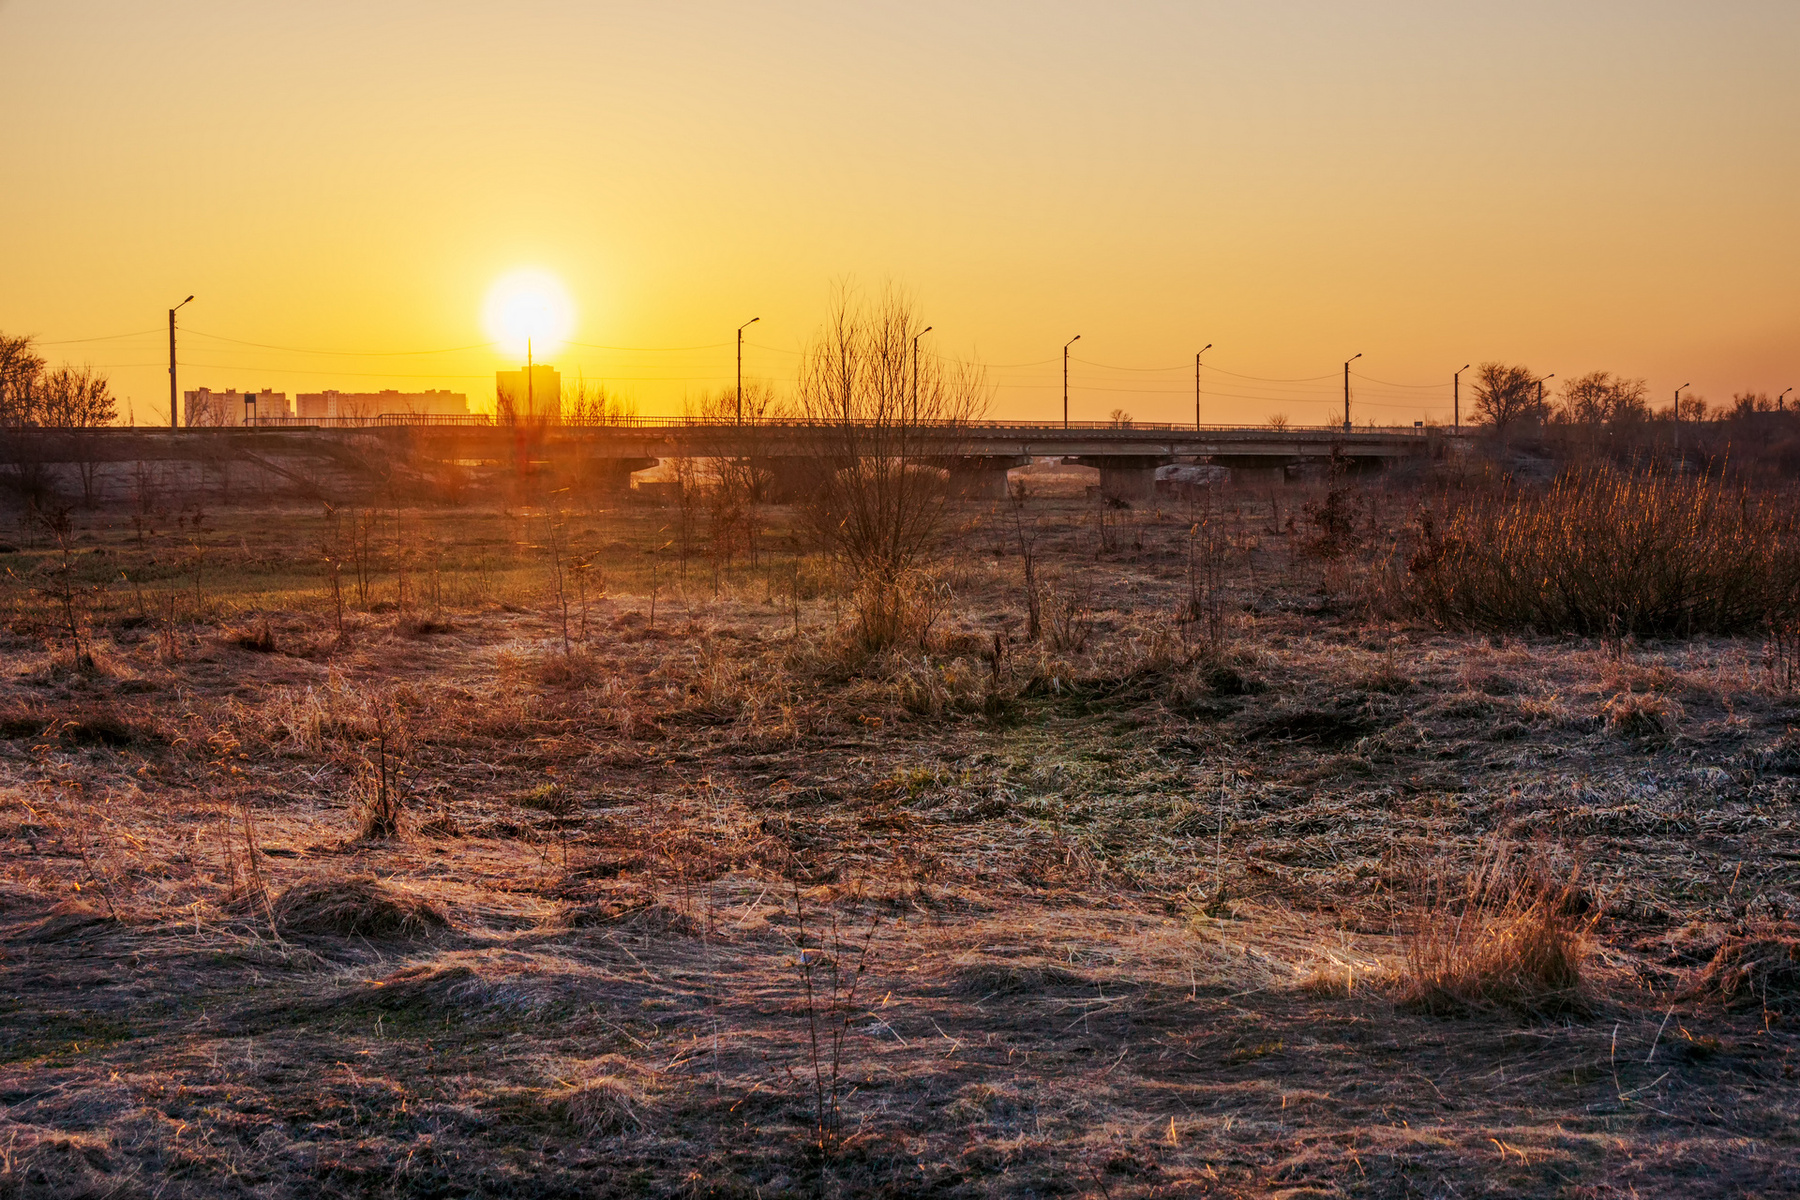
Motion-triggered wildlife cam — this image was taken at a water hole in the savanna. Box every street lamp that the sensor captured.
[1194,343,1212,430]
[1063,335,1081,429]
[1780,387,1793,413]
[1538,373,1555,415]
[1343,353,1362,431]
[1453,364,1471,429]
[168,295,194,429]
[736,317,760,425]
[1674,382,1691,451]
[912,326,932,425]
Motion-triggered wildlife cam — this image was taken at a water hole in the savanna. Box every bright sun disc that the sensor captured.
[483,269,575,357]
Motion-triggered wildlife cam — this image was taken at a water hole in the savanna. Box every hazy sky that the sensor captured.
[3,1,1796,423]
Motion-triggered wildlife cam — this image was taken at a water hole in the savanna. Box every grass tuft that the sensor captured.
[1395,846,1592,1017]
[1683,922,1800,1012]
[553,1073,649,1136]
[271,875,449,939]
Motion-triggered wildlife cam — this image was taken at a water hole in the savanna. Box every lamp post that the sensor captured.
[1193,343,1212,430]
[912,326,932,425]
[1343,353,1362,431]
[1454,364,1470,429]
[736,317,760,425]
[1674,382,1691,452]
[168,295,194,429]
[1063,335,1080,429]
[1537,374,1555,418]
[1780,387,1793,413]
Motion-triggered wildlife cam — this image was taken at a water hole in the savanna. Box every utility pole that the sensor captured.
[736,317,760,425]
[168,295,194,429]
[1454,364,1470,428]
[912,326,932,425]
[1063,335,1081,429]
[1194,343,1212,430]
[1343,353,1362,431]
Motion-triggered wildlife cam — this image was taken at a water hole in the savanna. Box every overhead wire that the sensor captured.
[186,330,496,356]
[37,328,165,345]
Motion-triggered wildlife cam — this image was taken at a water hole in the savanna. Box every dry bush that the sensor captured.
[1601,688,1681,739]
[1683,922,1800,1012]
[849,571,948,657]
[1397,467,1800,636]
[1040,578,1093,653]
[1394,843,1592,1017]
[271,874,448,939]
[227,617,277,653]
[886,654,988,717]
[552,1073,650,1136]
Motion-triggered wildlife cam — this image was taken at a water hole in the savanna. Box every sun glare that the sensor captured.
[483,269,575,358]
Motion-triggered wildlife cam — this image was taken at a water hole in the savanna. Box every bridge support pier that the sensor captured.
[585,456,658,492]
[929,455,1029,500]
[1066,455,1167,504]
[752,457,835,504]
[1210,455,1296,487]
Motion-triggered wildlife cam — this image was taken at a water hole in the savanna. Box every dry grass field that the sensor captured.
[1,466,1797,1198]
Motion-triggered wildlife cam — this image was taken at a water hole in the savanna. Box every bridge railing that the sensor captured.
[241,414,1460,436]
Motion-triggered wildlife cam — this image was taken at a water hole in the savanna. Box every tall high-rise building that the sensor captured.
[495,364,561,423]
[184,388,289,426]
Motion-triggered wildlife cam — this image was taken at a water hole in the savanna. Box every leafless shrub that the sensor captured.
[794,284,987,652]
[786,889,879,1170]
[1040,577,1093,653]
[1301,480,1361,559]
[350,701,410,839]
[1179,510,1229,645]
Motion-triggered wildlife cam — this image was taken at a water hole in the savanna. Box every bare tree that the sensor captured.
[1557,371,1649,426]
[0,333,45,426]
[36,366,117,505]
[794,285,987,649]
[1472,362,1548,432]
[565,373,636,425]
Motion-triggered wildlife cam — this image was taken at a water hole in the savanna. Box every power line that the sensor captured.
[567,339,734,352]
[186,330,497,356]
[1350,371,1447,389]
[37,328,164,345]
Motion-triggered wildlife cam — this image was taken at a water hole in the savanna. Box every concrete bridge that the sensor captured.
[2,419,1457,504]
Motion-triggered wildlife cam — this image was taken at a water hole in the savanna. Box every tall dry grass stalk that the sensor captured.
[1397,467,1800,636]
[1396,841,1593,1017]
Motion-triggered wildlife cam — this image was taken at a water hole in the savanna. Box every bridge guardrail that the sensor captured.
[234,415,1460,435]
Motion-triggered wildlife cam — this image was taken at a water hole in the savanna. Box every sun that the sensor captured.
[483,269,575,358]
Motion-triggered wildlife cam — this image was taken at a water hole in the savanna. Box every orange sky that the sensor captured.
[2,2,1796,425]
